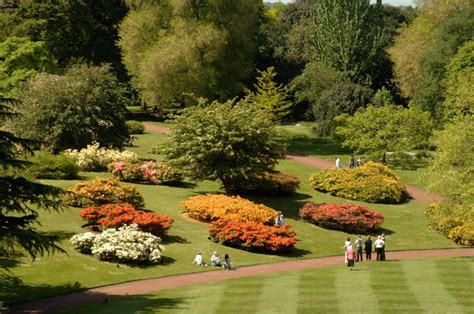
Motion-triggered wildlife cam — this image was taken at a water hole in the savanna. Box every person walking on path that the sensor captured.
[346,246,355,270]
[355,235,363,262]
[365,236,373,261]
[349,155,356,169]
[335,156,343,168]
[375,236,385,261]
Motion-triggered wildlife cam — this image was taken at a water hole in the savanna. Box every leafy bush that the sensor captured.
[309,161,408,203]
[425,202,473,246]
[126,120,145,134]
[64,178,144,208]
[181,194,278,224]
[109,161,182,185]
[70,224,164,264]
[208,218,297,254]
[80,203,173,236]
[29,152,79,179]
[226,171,300,196]
[299,202,384,233]
[65,143,138,171]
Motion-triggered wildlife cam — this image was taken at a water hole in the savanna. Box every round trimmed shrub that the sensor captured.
[64,178,144,208]
[226,171,300,196]
[309,161,407,203]
[299,202,384,233]
[29,152,79,179]
[126,120,145,134]
[109,161,183,185]
[208,218,297,254]
[180,194,278,224]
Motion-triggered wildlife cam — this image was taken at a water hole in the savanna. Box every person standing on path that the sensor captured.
[344,237,351,263]
[349,155,356,169]
[380,233,386,261]
[335,157,343,168]
[355,235,363,262]
[346,246,355,270]
[375,236,385,261]
[365,236,373,261]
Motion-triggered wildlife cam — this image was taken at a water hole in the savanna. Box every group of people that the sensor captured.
[192,251,234,270]
[344,234,386,270]
[335,155,366,169]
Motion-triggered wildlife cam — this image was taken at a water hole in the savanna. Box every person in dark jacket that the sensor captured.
[364,236,373,261]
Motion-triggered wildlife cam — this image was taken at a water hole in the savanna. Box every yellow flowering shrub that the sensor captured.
[309,161,407,203]
[64,178,144,208]
[180,194,278,224]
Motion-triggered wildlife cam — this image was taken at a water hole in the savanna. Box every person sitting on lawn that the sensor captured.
[192,252,207,266]
[210,251,222,267]
[223,254,234,270]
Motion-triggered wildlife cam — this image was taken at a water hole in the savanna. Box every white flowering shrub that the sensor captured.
[70,232,97,254]
[70,224,164,265]
[65,143,138,171]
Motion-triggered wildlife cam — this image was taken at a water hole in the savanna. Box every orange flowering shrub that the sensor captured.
[80,203,173,236]
[226,171,300,196]
[208,218,297,254]
[309,161,407,203]
[180,194,278,224]
[299,202,384,233]
[64,178,144,208]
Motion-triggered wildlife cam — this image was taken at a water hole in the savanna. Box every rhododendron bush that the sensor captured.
[309,161,407,203]
[109,161,182,185]
[64,178,144,208]
[208,219,296,254]
[80,203,173,236]
[70,225,164,264]
[226,171,300,196]
[65,143,138,171]
[181,194,278,224]
[299,202,384,233]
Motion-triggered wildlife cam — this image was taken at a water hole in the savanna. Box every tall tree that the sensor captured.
[0,95,65,259]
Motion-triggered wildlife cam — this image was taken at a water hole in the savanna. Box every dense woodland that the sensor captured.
[0,0,472,261]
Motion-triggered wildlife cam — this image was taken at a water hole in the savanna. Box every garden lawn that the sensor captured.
[0,131,457,305]
[66,257,474,313]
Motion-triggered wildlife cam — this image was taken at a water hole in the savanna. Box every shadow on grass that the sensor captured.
[286,247,312,258]
[43,230,77,241]
[161,234,190,244]
[248,192,313,220]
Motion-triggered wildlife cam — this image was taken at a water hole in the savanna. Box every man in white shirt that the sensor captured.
[335,157,342,168]
[374,236,385,261]
[192,252,207,266]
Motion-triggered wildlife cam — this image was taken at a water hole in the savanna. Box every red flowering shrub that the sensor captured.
[299,202,384,233]
[80,203,173,236]
[208,218,297,254]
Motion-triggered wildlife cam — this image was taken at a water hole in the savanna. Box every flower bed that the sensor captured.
[80,203,173,236]
[309,161,407,203]
[65,143,138,171]
[208,218,297,254]
[180,194,278,224]
[299,202,384,233]
[109,161,182,185]
[64,178,144,208]
[226,171,300,196]
[70,224,164,264]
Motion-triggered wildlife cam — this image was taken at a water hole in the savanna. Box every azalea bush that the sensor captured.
[109,161,182,185]
[64,178,144,208]
[425,202,473,246]
[65,143,138,171]
[309,161,407,203]
[181,194,278,224]
[70,224,164,264]
[299,202,384,233]
[208,218,297,254]
[80,203,173,236]
[226,171,300,196]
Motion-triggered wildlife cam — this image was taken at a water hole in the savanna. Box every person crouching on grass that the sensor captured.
[346,246,355,270]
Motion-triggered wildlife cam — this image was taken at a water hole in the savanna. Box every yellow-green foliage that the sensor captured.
[309,161,407,203]
[425,202,473,246]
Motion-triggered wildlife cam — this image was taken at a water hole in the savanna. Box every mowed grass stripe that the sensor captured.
[369,261,421,313]
[255,272,299,314]
[335,263,378,313]
[213,276,264,313]
[297,268,339,313]
[403,259,464,312]
[434,257,474,310]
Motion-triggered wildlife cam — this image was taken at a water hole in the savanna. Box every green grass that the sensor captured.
[66,257,474,313]
[0,126,457,306]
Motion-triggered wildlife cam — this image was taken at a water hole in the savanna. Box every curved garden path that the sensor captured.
[11,248,474,313]
[143,123,444,203]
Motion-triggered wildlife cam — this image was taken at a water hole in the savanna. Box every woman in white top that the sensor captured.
[374,236,385,261]
[192,252,207,266]
[344,237,351,263]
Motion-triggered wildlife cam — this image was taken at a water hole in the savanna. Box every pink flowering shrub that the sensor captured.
[109,161,182,185]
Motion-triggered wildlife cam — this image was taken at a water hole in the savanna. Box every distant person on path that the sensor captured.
[274,213,285,227]
[335,157,343,168]
[380,233,386,261]
[346,246,355,270]
[349,155,356,169]
[192,252,207,266]
[210,251,222,267]
[375,236,385,261]
[344,237,351,263]
[364,236,373,260]
[355,235,363,262]
[223,254,234,270]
